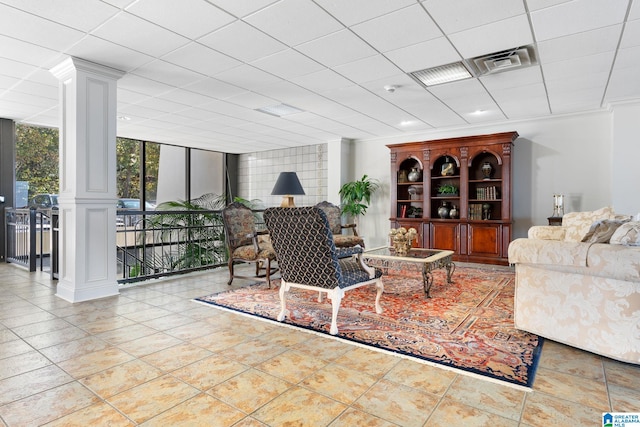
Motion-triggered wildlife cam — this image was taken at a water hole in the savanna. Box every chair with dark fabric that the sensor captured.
[263,206,383,335]
[222,202,277,287]
[315,201,365,248]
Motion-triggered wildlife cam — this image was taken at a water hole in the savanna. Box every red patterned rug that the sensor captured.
[195,266,542,389]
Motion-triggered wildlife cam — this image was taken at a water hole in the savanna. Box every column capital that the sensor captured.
[50,57,125,81]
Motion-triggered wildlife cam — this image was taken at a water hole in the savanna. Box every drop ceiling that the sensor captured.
[0,0,638,154]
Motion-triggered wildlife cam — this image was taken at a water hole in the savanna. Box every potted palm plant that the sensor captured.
[339,174,380,226]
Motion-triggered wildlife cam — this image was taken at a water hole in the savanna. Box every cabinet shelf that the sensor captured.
[388,131,518,265]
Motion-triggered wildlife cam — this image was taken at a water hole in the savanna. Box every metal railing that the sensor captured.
[4,207,53,272]
[5,206,266,284]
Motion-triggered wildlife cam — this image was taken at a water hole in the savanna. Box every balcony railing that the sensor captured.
[5,206,265,284]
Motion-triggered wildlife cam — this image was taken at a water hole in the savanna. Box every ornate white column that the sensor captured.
[50,57,124,302]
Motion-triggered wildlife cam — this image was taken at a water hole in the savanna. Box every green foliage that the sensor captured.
[15,125,59,198]
[437,184,458,194]
[339,174,380,218]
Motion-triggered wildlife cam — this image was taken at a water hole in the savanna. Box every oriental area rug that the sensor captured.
[194,266,543,389]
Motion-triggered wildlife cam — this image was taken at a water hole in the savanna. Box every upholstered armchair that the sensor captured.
[315,201,365,248]
[263,206,383,335]
[221,202,277,287]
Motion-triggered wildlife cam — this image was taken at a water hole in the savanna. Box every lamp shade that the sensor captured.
[271,172,305,196]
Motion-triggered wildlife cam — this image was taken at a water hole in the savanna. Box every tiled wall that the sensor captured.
[237,144,328,208]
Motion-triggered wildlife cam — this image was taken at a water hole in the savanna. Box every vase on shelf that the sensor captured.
[407,167,421,182]
[449,205,459,219]
[441,156,455,176]
[438,201,450,219]
[481,162,493,180]
[482,203,492,220]
[398,169,408,183]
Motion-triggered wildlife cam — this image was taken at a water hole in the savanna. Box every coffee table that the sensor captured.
[361,246,455,297]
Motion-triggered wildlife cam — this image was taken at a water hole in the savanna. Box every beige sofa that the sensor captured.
[508,207,640,364]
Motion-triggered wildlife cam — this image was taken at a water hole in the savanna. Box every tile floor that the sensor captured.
[0,263,638,426]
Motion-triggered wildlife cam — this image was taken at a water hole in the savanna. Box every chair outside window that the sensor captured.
[263,206,383,335]
[222,202,277,287]
[315,201,365,248]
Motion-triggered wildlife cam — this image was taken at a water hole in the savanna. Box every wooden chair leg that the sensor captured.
[227,259,234,285]
[266,259,271,288]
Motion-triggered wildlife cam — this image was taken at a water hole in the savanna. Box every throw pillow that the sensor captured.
[581,219,629,243]
[610,221,640,246]
[563,206,615,242]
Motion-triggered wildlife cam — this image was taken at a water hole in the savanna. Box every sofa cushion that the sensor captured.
[610,221,640,246]
[581,219,629,243]
[563,207,615,242]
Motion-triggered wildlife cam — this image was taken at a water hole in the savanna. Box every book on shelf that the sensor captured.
[476,185,499,200]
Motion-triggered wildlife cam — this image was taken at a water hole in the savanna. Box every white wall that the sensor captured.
[611,102,640,215]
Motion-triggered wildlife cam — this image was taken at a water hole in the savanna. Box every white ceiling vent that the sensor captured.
[470,45,537,76]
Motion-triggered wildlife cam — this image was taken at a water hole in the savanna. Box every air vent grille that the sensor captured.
[470,45,537,76]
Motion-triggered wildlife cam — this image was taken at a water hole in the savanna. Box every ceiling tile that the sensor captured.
[351,4,442,52]
[156,88,216,108]
[181,78,247,100]
[0,34,62,67]
[449,14,533,59]
[118,74,174,97]
[296,29,378,67]
[161,42,241,76]
[537,25,622,64]
[542,51,616,81]
[422,0,526,33]
[0,0,118,32]
[385,37,461,73]
[480,66,544,91]
[213,65,283,92]
[531,0,628,41]
[314,0,415,26]
[198,20,287,62]
[65,36,154,72]
[245,0,343,46]
[126,0,235,39]
[131,60,205,87]
[525,0,572,12]
[0,58,39,79]
[290,69,353,93]
[620,18,640,49]
[208,0,279,18]
[333,55,402,84]
[91,12,190,57]
[250,49,325,79]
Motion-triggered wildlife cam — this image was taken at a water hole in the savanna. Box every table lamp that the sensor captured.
[271,172,305,207]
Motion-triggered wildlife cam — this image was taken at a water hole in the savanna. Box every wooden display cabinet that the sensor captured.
[388,131,518,265]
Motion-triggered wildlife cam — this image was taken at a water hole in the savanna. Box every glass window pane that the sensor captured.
[156,144,186,204]
[190,149,224,200]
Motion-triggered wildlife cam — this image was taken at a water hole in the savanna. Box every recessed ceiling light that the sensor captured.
[255,103,304,117]
[409,62,473,87]
[400,120,415,126]
[118,116,131,121]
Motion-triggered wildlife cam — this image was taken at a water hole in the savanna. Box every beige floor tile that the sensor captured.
[140,393,245,426]
[538,340,605,381]
[352,378,439,427]
[258,325,314,348]
[0,381,101,426]
[216,338,287,366]
[533,367,610,411]
[253,385,346,426]
[293,335,355,362]
[328,407,398,427]
[1,310,57,328]
[208,368,291,413]
[141,313,195,331]
[335,347,400,379]
[445,375,526,420]
[190,329,249,352]
[0,350,52,380]
[39,336,112,363]
[609,384,640,412]
[80,359,163,398]
[79,316,137,334]
[57,346,134,378]
[120,307,174,323]
[521,391,603,427]
[0,365,73,405]
[116,332,184,358]
[604,359,640,391]
[384,359,457,395]
[23,326,90,349]
[231,417,268,427]
[429,398,518,426]
[107,375,199,424]
[301,363,378,404]
[171,354,248,390]
[0,329,19,344]
[255,349,328,383]
[163,320,222,341]
[0,338,33,359]
[9,318,72,338]
[96,323,158,345]
[41,401,133,427]
[113,301,158,315]
[141,342,213,372]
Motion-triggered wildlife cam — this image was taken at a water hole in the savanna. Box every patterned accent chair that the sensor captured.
[315,201,365,248]
[263,207,383,335]
[222,202,277,287]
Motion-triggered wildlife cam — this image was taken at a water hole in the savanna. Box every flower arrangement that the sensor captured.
[389,227,417,256]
